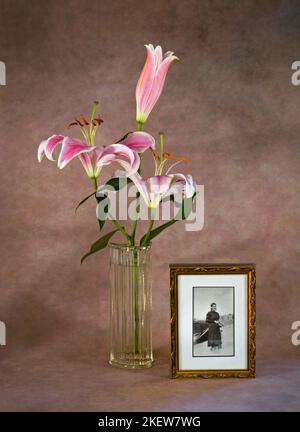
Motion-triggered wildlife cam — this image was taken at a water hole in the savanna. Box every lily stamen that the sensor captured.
[80,115,89,126]
[95,115,104,125]
[68,116,104,129]
[163,152,189,164]
[76,118,85,127]
[66,103,104,146]
[68,119,84,128]
[150,147,160,161]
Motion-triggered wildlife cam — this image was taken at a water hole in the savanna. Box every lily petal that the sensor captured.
[57,137,96,170]
[130,172,195,209]
[147,175,173,195]
[146,175,173,208]
[168,173,195,198]
[78,148,102,178]
[136,44,156,123]
[38,140,47,162]
[115,152,140,176]
[38,134,64,162]
[130,174,174,209]
[136,44,177,124]
[130,173,151,207]
[142,52,178,120]
[120,131,155,153]
[96,144,140,176]
[154,45,163,69]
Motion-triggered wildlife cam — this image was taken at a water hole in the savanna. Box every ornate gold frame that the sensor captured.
[170,264,256,378]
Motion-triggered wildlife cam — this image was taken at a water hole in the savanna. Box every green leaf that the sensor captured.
[140,219,177,245]
[174,194,195,221]
[96,194,110,231]
[95,177,132,232]
[76,177,132,214]
[140,194,197,245]
[102,176,132,192]
[75,191,96,213]
[81,229,119,263]
[161,194,175,203]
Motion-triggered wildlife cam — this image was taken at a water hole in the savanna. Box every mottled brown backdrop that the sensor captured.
[0,0,299,411]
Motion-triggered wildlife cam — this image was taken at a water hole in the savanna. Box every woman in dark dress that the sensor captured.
[206,303,222,350]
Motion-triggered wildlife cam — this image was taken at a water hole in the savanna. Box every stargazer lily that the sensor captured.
[129,131,195,208]
[136,44,178,126]
[37,132,155,179]
[130,172,195,209]
[37,102,155,179]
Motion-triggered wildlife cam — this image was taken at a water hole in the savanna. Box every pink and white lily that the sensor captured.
[120,131,155,153]
[37,131,155,179]
[130,172,195,209]
[136,44,178,125]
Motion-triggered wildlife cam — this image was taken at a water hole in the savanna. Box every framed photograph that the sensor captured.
[170,264,256,378]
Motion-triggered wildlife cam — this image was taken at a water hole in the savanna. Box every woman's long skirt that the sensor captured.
[207,323,222,348]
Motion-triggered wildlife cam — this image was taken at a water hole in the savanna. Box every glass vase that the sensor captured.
[108,242,154,369]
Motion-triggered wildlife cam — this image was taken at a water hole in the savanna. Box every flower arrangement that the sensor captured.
[38,44,196,261]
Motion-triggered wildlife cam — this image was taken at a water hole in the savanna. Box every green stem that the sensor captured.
[134,203,154,354]
[130,122,143,245]
[91,177,103,232]
[133,120,143,353]
[91,177,98,192]
[130,197,140,246]
[140,216,155,246]
[133,248,140,354]
[130,155,142,245]
[108,212,131,243]
[91,177,131,243]
[142,219,154,245]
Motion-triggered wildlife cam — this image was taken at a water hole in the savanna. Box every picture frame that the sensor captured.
[170,264,256,378]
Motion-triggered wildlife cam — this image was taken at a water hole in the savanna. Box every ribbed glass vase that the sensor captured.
[108,242,154,369]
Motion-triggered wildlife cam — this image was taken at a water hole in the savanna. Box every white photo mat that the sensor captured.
[178,274,248,370]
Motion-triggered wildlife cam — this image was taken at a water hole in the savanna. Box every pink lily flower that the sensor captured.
[130,172,195,209]
[120,131,155,153]
[38,131,155,179]
[136,44,178,125]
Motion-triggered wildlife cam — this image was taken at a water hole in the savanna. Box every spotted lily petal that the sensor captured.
[120,131,155,153]
[136,44,178,124]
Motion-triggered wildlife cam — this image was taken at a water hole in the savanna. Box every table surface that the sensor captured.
[0,343,299,412]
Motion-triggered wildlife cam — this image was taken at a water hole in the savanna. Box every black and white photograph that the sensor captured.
[193,287,235,357]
